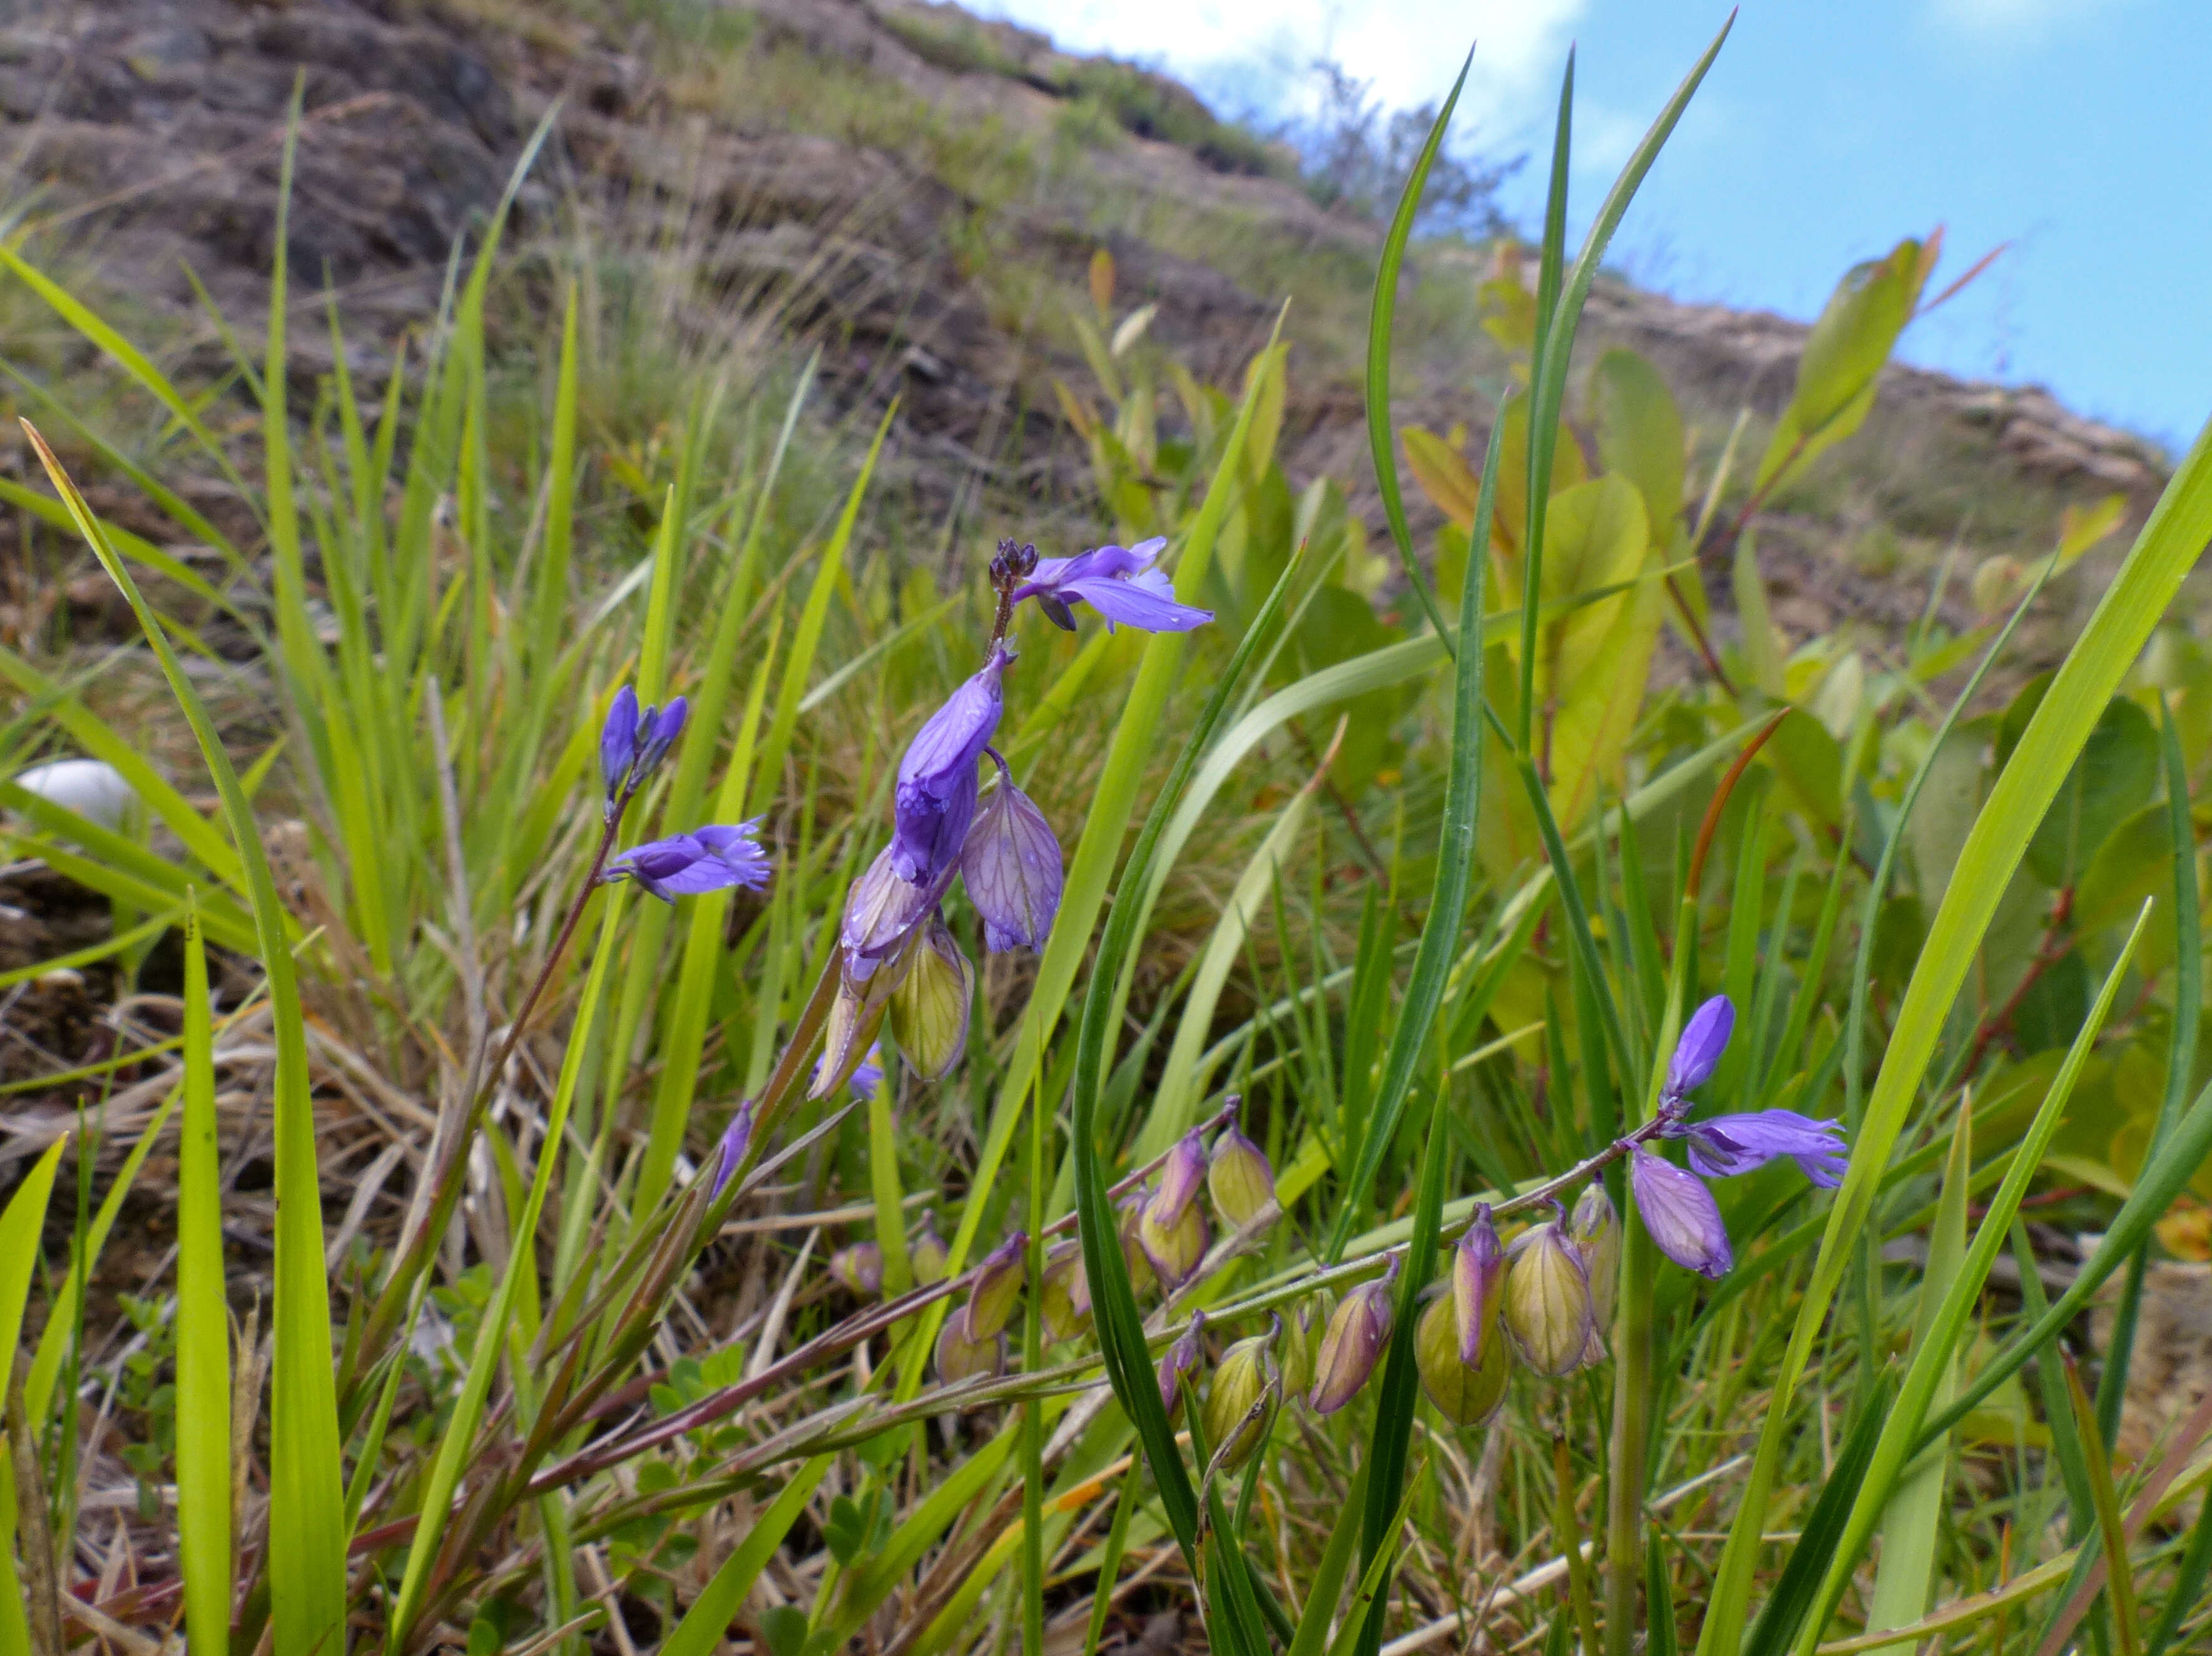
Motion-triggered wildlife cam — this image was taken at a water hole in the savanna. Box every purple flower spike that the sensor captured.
[710,1098,755,1199]
[598,687,690,814]
[603,822,772,902]
[959,760,1063,953]
[1011,538,1214,635]
[1678,1109,1849,1188]
[1663,995,1736,1107]
[893,647,1012,886]
[1629,1148,1733,1279]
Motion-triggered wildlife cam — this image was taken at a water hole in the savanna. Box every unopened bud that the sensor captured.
[1117,1188,1158,1296]
[1039,1240,1092,1342]
[830,1242,884,1298]
[1203,1320,1280,1472]
[1310,1257,1398,1415]
[1416,1285,1511,1428]
[1569,1183,1620,1334]
[710,1099,755,1199]
[936,1317,1002,1384]
[1208,1113,1277,1231]
[910,1215,950,1285]
[1150,1129,1207,1225]
[1158,1311,1206,1413]
[1504,1220,1598,1376]
[1452,1207,1506,1367]
[962,1231,1028,1341]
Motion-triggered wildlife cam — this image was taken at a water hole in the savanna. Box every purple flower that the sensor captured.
[599,686,689,814]
[602,822,770,901]
[1628,1148,1733,1279]
[1452,1207,1505,1368]
[892,647,1011,886]
[1663,995,1735,1107]
[1309,1257,1397,1414]
[1158,1310,1206,1412]
[1675,1109,1848,1188]
[710,1099,755,1198]
[841,846,942,983]
[811,1039,886,1100]
[959,759,1063,952]
[1011,539,1214,635]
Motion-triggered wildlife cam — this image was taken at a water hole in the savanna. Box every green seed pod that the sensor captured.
[1203,1319,1280,1472]
[1569,1182,1620,1337]
[935,1316,1001,1384]
[1039,1240,1092,1342]
[1116,1188,1158,1296]
[1138,1197,1208,1289]
[1504,1220,1599,1377]
[1415,1289,1510,1428]
[830,1242,884,1297]
[910,1215,950,1286]
[962,1231,1028,1341]
[1208,1114,1278,1232]
[889,914,975,1081]
[1278,1290,1333,1403]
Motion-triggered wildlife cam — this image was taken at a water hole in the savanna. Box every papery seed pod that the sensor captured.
[830,1242,884,1298]
[1310,1258,1399,1415]
[1503,1221,1598,1377]
[889,914,974,1081]
[1138,1197,1208,1290]
[1207,1113,1277,1232]
[1039,1240,1093,1343]
[1415,1286,1511,1428]
[1203,1319,1280,1472]
[1569,1183,1620,1332]
[813,972,891,1101]
[1158,1311,1206,1413]
[1452,1207,1506,1367]
[959,765,1063,953]
[936,1317,1002,1384]
[910,1215,950,1286]
[1117,1188,1158,1296]
[962,1231,1029,1341]
[1629,1148,1733,1279]
[1278,1291,1332,1402]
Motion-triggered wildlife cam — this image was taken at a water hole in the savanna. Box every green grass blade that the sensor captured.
[1364,48,1473,648]
[533,282,581,670]
[2063,1354,2143,1656]
[1287,1460,1371,1656]
[24,424,347,1656]
[0,1137,68,1656]
[661,1454,832,1656]
[2143,1479,2212,1656]
[1699,401,2212,1656]
[176,904,232,1656]
[1790,901,2151,1655]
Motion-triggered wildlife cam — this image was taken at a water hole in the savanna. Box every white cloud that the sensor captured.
[977,0,1588,136]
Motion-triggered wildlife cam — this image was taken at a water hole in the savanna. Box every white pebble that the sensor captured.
[11,758,137,831]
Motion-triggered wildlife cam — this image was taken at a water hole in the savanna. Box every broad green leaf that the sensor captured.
[1733,529,1787,697]
[1591,347,1684,536]
[1995,682,2158,886]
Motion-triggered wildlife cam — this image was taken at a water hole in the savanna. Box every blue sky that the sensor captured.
[977,0,2210,452]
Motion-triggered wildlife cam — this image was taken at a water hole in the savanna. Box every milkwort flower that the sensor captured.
[601,823,772,901]
[1010,537,1215,634]
[599,686,689,819]
[892,645,1011,887]
[959,753,1063,953]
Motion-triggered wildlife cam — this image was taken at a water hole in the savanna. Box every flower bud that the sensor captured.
[1415,1287,1510,1428]
[1208,1115,1277,1232]
[1310,1258,1398,1415]
[1504,1221,1598,1376]
[962,1231,1028,1341]
[936,1317,1002,1384]
[710,1099,755,1199]
[1039,1240,1093,1342]
[1158,1311,1206,1413]
[1278,1291,1332,1402]
[1629,1148,1733,1279]
[600,685,640,799]
[1569,1183,1620,1333]
[1203,1321,1280,1472]
[830,1242,884,1297]
[1664,994,1735,1105]
[1116,1188,1158,1296]
[889,914,974,1081]
[1149,1129,1207,1225]
[1452,1207,1506,1367]
[910,1215,950,1286]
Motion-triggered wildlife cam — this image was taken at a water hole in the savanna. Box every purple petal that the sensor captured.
[892,647,1010,884]
[1059,566,1215,634]
[608,834,704,882]
[1628,1149,1732,1279]
[1683,1109,1848,1188]
[842,844,938,979]
[1664,995,1736,1101]
[959,774,1062,952]
[711,1099,755,1197]
[601,685,640,795]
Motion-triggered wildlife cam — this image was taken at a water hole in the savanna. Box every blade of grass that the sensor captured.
[2056,1354,2143,1656]
[176,903,231,1656]
[0,1137,67,1656]
[23,421,347,1656]
[660,1455,830,1656]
